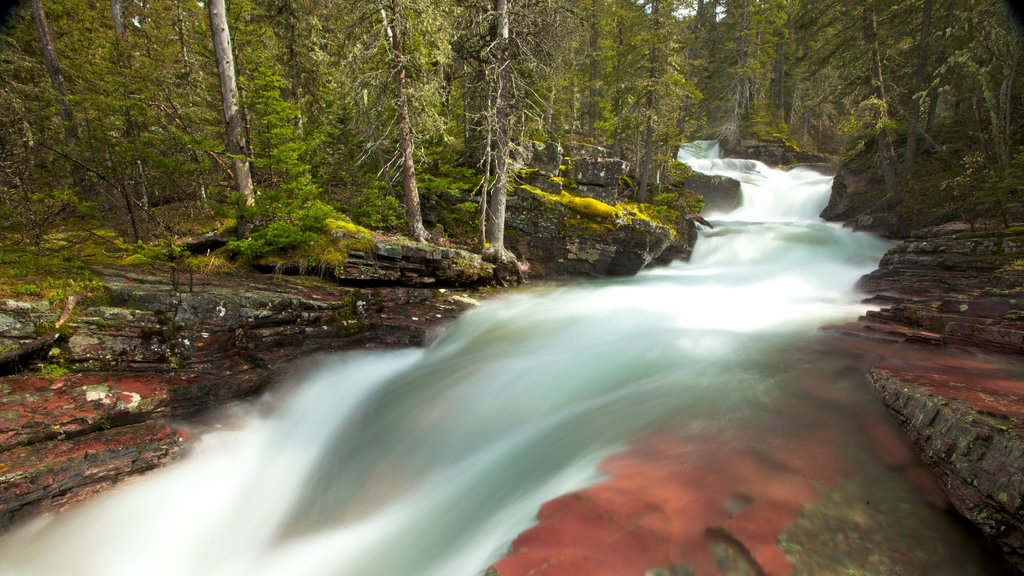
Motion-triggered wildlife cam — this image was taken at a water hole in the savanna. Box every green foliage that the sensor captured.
[38,363,68,378]
[349,185,407,232]
[228,201,343,261]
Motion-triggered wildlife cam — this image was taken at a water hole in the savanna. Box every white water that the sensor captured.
[0,148,999,574]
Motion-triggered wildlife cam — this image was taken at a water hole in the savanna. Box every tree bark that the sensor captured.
[636,0,661,202]
[862,4,899,201]
[483,0,520,282]
[207,0,255,215]
[31,0,76,151]
[383,0,428,242]
[30,0,89,198]
[902,0,932,177]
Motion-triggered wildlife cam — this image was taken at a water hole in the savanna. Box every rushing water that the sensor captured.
[0,148,1008,575]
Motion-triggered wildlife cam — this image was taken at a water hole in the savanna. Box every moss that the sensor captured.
[39,363,67,378]
[521,185,621,220]
[563,217,614,236]
[548,176,578,192]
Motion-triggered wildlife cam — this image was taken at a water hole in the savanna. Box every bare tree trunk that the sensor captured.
[111,0,146,241]
[584,0,600,139]
[484,0,520,282]
[31,0,75,150]
[903,0,932,177]
[31,0,88,196]
[636,0,660,202]
[207,0,255,221]
[382,1,428,242]
[862,4,899,200]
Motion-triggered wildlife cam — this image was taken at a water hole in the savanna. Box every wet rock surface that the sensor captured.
[824,224,1024,572]
[852,225,1024,354]
[870,360,1024,573]
[489,343,1007,576]
[0,266,483,528]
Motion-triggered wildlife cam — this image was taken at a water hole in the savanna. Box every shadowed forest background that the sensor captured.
[0,0,1022,293]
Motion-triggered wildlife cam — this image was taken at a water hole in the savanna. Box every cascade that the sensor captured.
[0,144,1004,576]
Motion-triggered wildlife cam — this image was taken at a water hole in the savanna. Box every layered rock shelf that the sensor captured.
[0,266,484,527]
[830,224,1024,572]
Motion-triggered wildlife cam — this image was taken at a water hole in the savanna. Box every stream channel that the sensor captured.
[0,145,1010,575]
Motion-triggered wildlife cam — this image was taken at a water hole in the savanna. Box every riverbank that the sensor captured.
[0,265,491,528]
[828,223,1024,572]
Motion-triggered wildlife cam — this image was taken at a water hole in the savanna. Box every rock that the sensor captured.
[724,138,829,167]
[818,164,903,237]
[257,235,495,288]
[576,184,617,204]
[870,366,1024,572]
[566,157,627,189]
[527,140,563,176]
[838,223,1024,572]
[505,187,677,277]
[0,266,487,529]
[684,174,742,214]
[849,228,1024,356]
[653,216,699,265]
[0,420,186,532]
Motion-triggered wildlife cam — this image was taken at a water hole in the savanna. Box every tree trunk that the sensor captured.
[484,0,520,282]
[111,0,146,241]
[30,0,89,197]
[383,1,428,242]
[207,0,255,217]
[903,0,932,177]
[636,0,660,202]
[31,0,76,151]
[862,4,899,200]
[584,0,600,139]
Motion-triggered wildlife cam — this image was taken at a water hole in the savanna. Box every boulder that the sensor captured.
[566,157,627,189]
[255,234,494,288]
[684,174,742,214]
[724,138,829,167]
[505,188,677,277]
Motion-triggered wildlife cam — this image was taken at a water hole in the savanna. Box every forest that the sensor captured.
[0,0,1022,287]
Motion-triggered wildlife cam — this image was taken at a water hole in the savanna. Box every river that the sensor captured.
[0,147,1008,575]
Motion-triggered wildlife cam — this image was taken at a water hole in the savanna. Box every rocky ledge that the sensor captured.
[507,141,697,277]
[0,266,485,529]
[832,223,1024,572]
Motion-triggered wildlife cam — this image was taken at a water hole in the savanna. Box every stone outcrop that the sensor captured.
[831,223,1024,572]
[254,233,494,288]
[724,138,829,167]
[684,173,742,213]
[506,141,696,276]
[518,141,627,205]
[819,163,902,238]
[853,225,1024,354]
[0,266,484,528]
[506,187,678,277]
[870,366,1024,572]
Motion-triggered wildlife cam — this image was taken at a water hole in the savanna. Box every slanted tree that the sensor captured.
[207,0,255,232]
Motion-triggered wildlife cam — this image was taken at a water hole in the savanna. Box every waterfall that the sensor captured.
[0,145,1002,576]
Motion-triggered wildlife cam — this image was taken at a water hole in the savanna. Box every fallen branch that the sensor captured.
[0,295,80,376]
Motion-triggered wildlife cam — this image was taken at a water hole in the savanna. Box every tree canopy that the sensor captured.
[0,0,1021,269]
